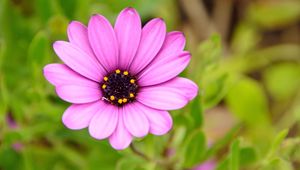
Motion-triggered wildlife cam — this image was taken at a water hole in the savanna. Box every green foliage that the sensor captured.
[196,34,222,70]
[248,1,300,28]
[183,130,206,168]
[266,129,289,160]
[225,77,270,125]
[1,0,300,169]
[189,95,203,128]
[229,139,240,170]
[0,146,23,170]
[239,146,257,166]
[263,63,300,100]
[204,124,241,160]
[116,156,146,170]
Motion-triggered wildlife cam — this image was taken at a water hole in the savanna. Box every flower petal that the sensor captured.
[67,21,95,57]
[114,7,141,70]
[138,32,189,86]
[109,110,133,150]
[138,51,190,86]
[53,41,106,82]
[56,85,101,104]
[62,101,105,130]
[137,79,194,110]
[88,104,119,140]
[129,18,166,74]
[166,77,198,100]
[123,103,149,137]
[43,64,97,87]
[88,14,119,71]
[135,102,173,135]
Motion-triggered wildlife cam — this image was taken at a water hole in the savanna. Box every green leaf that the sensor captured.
[189,95,203,128]
[195,34,222,71]
[231,23,259,54]
[183,130,206,168]
[35,0,54,23]
[229,139,240,170]
[249,1,300,28]
[263,63,300,100]
[2,131,22,146]
[216,159,229,170]
[267,129,289,159]
[28,31,49,65]
[116,156,146,170]
[58,0,78,19]
[28,31,50,91]
[172,125,187,149]
[239,147,257,166]
[262,157,293,170]
[86,143,121,170]
[0,146,23,170]
[232,23,259,53]
[225,77,270,125]
[47,15,68,40]
[0,75,8,122]
[74,0,90,20]
[202,72,232,109]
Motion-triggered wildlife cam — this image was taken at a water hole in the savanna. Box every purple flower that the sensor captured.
[193,160,216,170]
[43,7,198,150]
[12,142,23,152]
[6,112,18,129]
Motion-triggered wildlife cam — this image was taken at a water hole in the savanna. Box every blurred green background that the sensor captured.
[0,0,300,170]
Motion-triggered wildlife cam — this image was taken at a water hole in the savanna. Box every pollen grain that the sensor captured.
[110,96,115,101]
[130,79,135,84]
[118,99,123,104]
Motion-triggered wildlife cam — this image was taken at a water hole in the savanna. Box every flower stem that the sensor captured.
[129,143,151,161]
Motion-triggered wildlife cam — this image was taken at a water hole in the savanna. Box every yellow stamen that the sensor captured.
[118,99,123,104]
[130,79,135,84]
[123,71,129,75]
[102,84,106,89]
[129,93,135,98]
[115,69,121,74]
[122,98,128,103]
[110,96,115,101]
[103,76,108,81]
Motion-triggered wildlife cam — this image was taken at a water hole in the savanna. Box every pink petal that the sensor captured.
[138,51,190,86]
[109,110,133,150]
[67,21,95,57]
[88,14,119,71]
[123,103,149,137]
[88,104,118,140]
[62,101,105,130]
[43,64,97,87]
[135,102,173,135]
[137,80,191,110]
[53,41,106,82]
[129,18,166,74]
[166,77,198,100]
[114,7,141,70]
[56,85,101,104]
[138,32,190,86]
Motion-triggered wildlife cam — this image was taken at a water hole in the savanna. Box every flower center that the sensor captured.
[101,69,139,106]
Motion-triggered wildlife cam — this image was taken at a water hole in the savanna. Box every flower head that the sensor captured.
[43,7,198,150]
